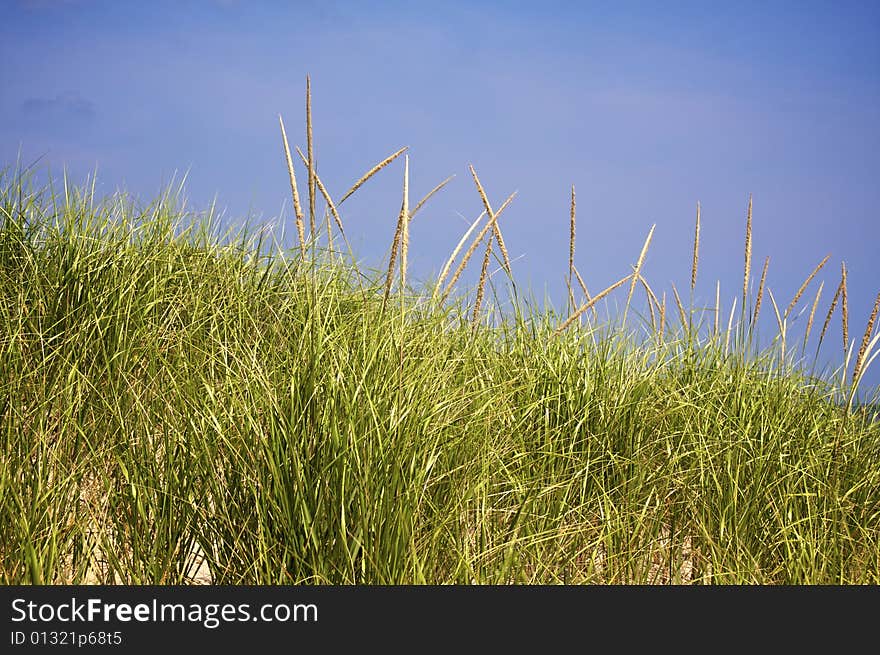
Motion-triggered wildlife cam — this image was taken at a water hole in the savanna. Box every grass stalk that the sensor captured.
[768,289,786,367]
[784,254,830,321]
[841,261,849,362]
[439,192,516,305]
[752,255,770,329]
[714,281,720,339]
[400,155,410,293]
[818,272,844,351]
[1,97,878,587]
[852,291,880,387]
[568,185,576,312]
[306,75,316,238]
[691,200,700,293]
[339,146,408,205]
[410,175,455,222]
[670,283,687,333]
[571,265,598,323]
[472,229,493,328]
[659,291,667,340]
[554,274,632,336]
[623,224,655,328]
[278,114,306,260]
[742,194,753,338]
[803,280,824,353]
[469,165,512,275]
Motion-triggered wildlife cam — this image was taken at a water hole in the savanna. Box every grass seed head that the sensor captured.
[819,273,844,349]
[278,114,306,259]
[784,253,830,320]
[853,290,880,383]
[660,291,667,339]
[473,230,493,327]
[743,194,753,311]
[671,282,687,329]
[752,255,770,328]
[410,174,455,222]
[624,224,655,325]
[306,75,316,237]
[400,154,410,291]
[804,280,824,349]
[439,192,516,305]
[295,147,346,241]
[691,200,700,292]
[569,185,576,286]
[469,165,512,275]
[842,261,849,357]
[554,274,632,336]
[339,146,408,206]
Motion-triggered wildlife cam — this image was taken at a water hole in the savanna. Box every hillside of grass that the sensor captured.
[1,156,878,586]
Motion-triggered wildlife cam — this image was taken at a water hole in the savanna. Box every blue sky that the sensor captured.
[2,0,879,395]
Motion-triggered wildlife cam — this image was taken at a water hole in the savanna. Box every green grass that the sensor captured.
[2,118,879,584]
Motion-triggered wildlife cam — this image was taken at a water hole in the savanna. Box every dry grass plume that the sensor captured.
[742,194,753,316]
[624,224,655,326]
[784,254,830,320]
[569,185,576,310]
[804,281,824,350]
[278,114,306,259]
[410,175,455,221]
[819,271,844,349]
[306,75,316,237]
[472,230,493,327]
[439,192,516,305]
[470,165,512,275]
[853,291,880,384]
[752,255,770,328]
[671,282,687,330]
[660,291,667,339]
[295,147,346,245]
[554,274,632,336]
[691,201,700,292]
[339,146,408,205]
[841,261,849,358]
[571,265,598,323]
[400,155,410,292]
[382,158,411,309]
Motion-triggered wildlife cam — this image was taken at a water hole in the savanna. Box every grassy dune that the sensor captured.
[1,88,878,584]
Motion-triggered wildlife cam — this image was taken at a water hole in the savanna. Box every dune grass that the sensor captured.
[1,87,879,585]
